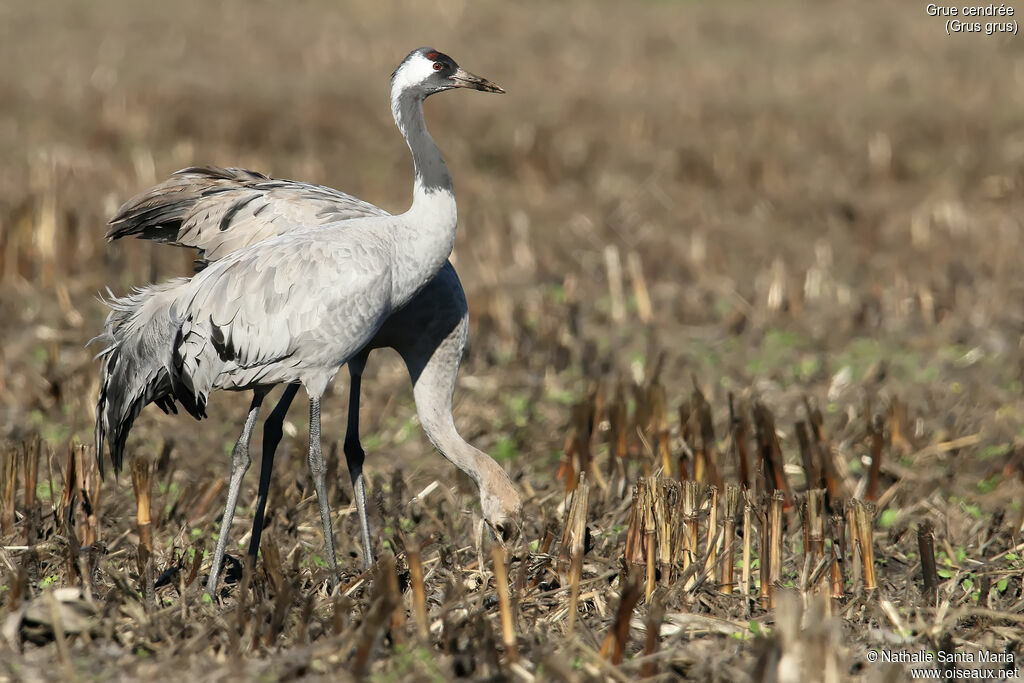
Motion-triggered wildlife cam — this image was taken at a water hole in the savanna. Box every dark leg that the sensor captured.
[247,383,300,561]
[307,395,339,586]
[344,353,374,569]
[206,388,267,596]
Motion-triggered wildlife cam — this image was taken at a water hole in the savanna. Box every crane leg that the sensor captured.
[344,353,375,569]
[206,387,268,596]
[246,383,300,562]
[307,395,339,586]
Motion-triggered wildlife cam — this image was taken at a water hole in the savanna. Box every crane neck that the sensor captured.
[388,85,459,310]
[391,88,455,215]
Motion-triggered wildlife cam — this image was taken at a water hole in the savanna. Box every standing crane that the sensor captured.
[101,166,519,593]
[94,49,519,592]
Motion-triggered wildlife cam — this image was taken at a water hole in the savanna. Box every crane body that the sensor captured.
[94,49,520,593]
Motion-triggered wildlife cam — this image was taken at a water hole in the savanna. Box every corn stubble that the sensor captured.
[0,389,1010,677]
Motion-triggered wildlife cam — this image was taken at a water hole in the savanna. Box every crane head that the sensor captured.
[480,469,523,546]
[392,47,505,97]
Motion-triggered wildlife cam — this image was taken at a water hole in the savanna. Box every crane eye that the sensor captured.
[432,62,443,71]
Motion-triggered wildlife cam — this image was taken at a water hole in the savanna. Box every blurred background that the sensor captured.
[2,0,1024,513]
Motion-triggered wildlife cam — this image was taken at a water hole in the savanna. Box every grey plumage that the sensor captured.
[106,166,387,267]
[92,279,193,473]
[94,48,520,594]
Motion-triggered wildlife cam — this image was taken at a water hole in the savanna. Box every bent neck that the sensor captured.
[423,410,510,492]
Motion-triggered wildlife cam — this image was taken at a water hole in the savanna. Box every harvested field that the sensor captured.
[2,1,1024,680]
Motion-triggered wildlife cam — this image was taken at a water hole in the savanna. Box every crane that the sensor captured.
[102,166,520,593]
[94,48,519,592]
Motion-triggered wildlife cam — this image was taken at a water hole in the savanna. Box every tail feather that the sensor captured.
[92,278,200,475]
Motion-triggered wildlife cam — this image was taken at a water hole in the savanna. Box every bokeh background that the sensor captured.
[3,1,1024,678]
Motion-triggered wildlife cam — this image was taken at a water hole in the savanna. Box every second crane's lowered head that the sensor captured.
[391,47,505,97]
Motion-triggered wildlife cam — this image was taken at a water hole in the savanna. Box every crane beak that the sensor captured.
[449,67,505,94]
[486,518,520,546]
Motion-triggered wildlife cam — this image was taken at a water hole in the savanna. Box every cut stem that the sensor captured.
[492,545,518,661]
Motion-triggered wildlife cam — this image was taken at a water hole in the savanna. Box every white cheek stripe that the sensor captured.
[392,54,437,91]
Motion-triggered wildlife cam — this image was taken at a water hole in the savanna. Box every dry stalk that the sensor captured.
[755,403,793,507]
[189,478,225,523]
[769,491,784,606]
[644,491,656,602]
[408,546,430,641]
[267,575,294,643]
[599,574,642,665]
[846,502,860,590]
[694,386,722,489]
[539,522,557,555]
[678,401,692,481]
[131,456,154,603]
[807,490,825,560]
[729,394,750,489]
[800,493,810,564]
[680,480,702,590]
[231,556,252,656]
[889,397,912,457]
[806,554,835,604]
[608,382,629,487]
[58,443,77,534]
[918,521,938,608]
[702,485,719,582]
[741,491,753,599]
[260,530,285,593]
[492,545,518,662]
[624,479,646,571]
[22,437,40,545]
[558,402,585,493]
[854,499,877,592]
[80,444,100,547]
[653,478,678,590]
[352,552,400,677]
[804,396,844,509]
[1,443,17,535]
[656,430,672,480]
[131,456,153,554]
[647,376,670,476]
[560,474,590,633]
[625,476,681,599]
[720,484,740,594]
[795,421,821,490]
[602,384,627,496]
[804,489,826,593]
[582,395,608,491]
[759,502,771,609]
[383,548,405,645]
[829,515,845,599]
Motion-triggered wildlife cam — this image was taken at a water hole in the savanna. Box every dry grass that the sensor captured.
[2,0,1024,680]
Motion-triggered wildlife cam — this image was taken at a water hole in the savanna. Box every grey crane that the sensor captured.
[94,48,519,592]
[101,167,519,593]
